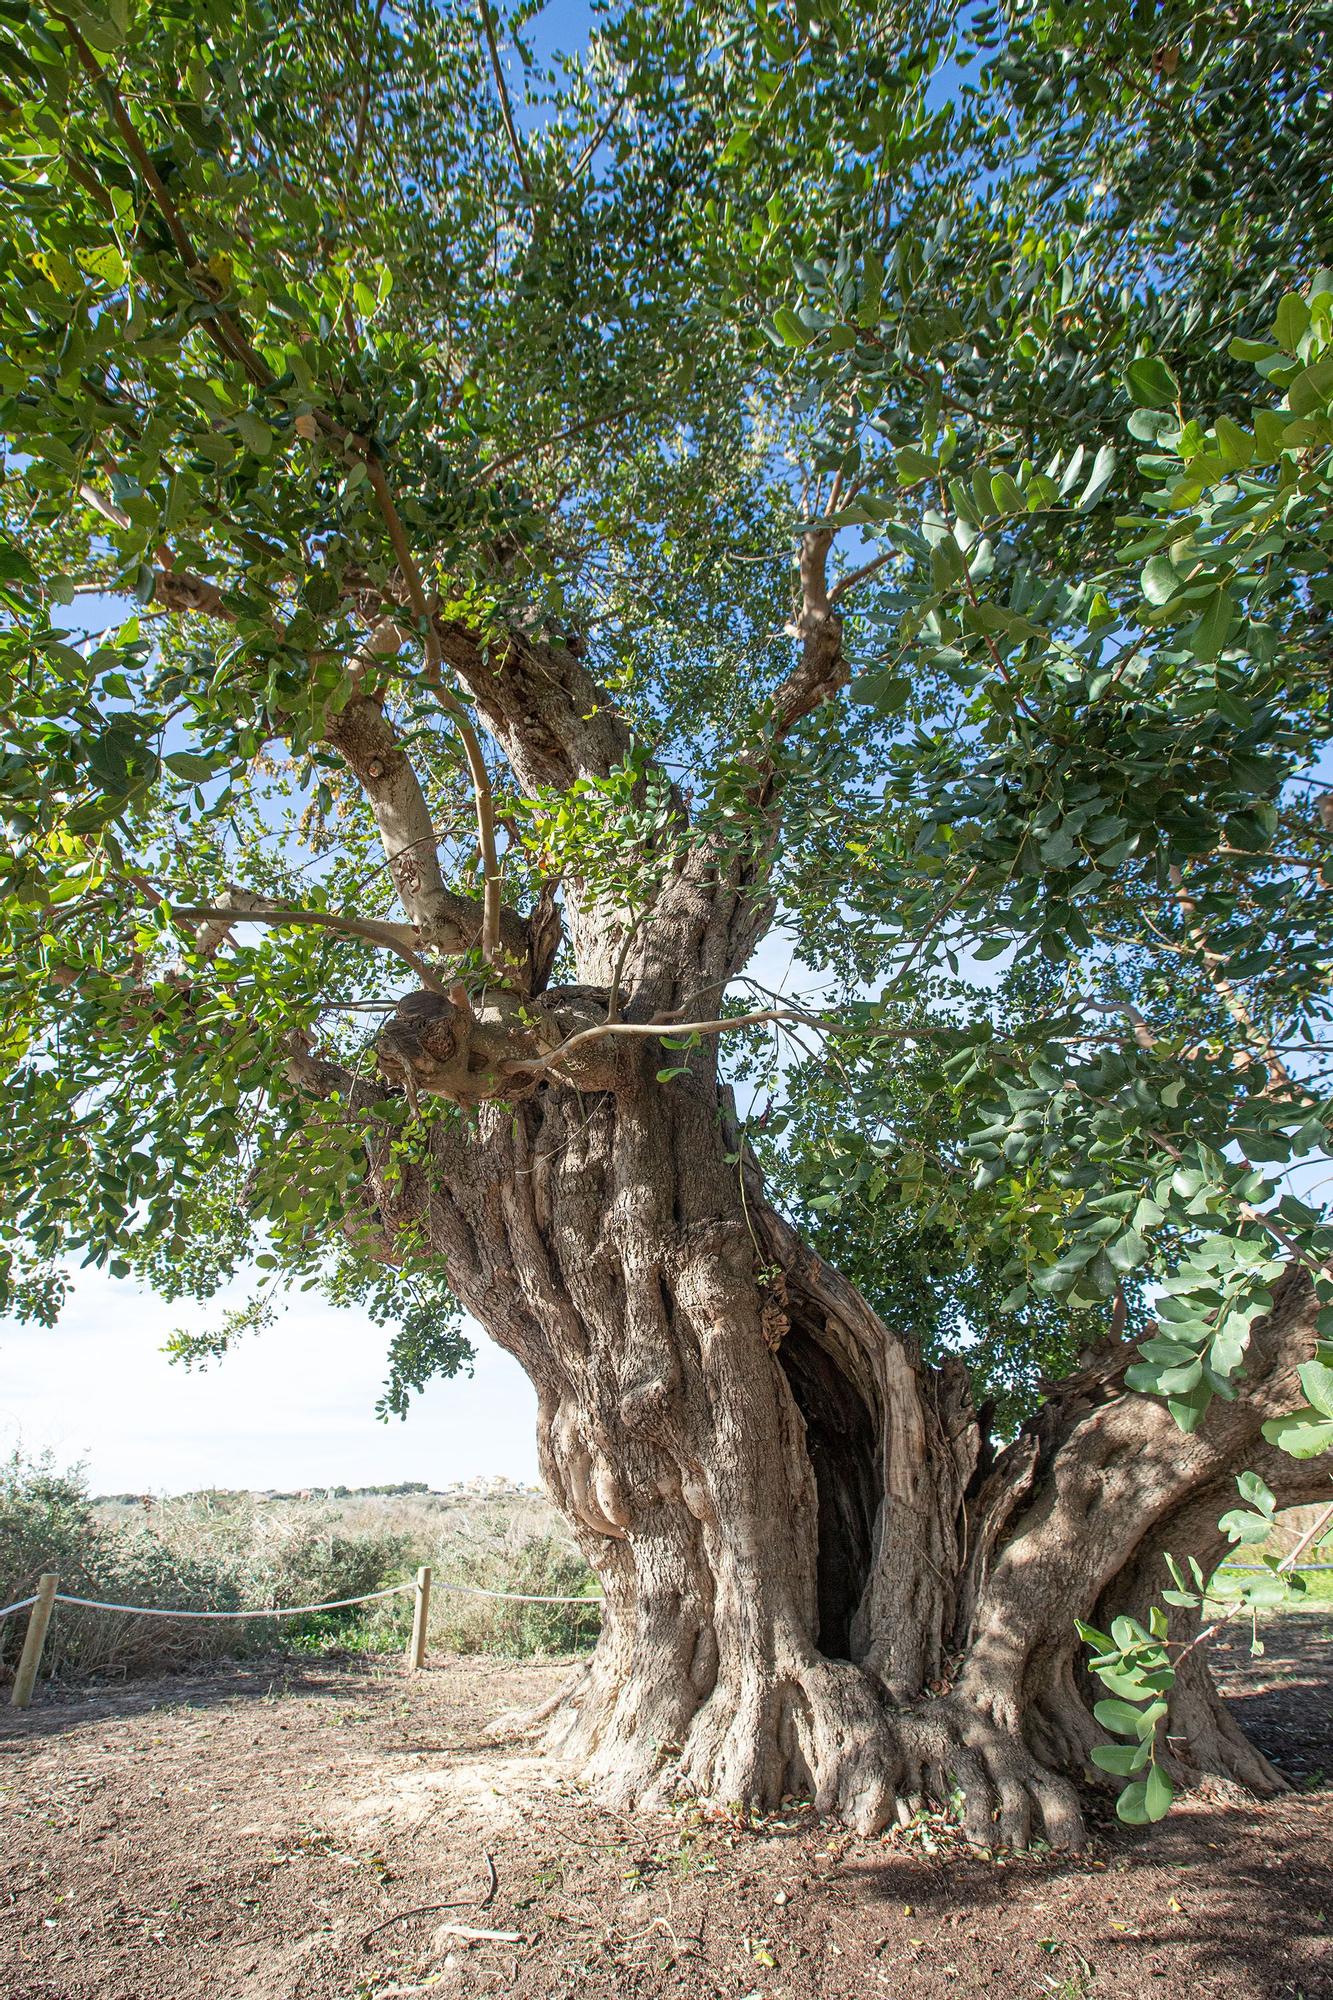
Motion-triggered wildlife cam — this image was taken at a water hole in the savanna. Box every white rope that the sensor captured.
[1220,1562,1333,1574]
[40,1580,604,1619]
[13,1557,1326,1634]
[51,1583,413,1620]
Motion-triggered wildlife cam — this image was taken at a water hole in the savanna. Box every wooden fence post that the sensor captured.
[10,1573,58,1710]
[406,1566,431,1672]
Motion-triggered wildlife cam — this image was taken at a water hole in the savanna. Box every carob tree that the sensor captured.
[2,0,1331,1846]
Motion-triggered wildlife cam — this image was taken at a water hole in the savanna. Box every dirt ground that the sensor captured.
[1,1617,1329,2000]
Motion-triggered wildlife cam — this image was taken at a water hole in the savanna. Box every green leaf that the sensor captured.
[849,672,909,711]
[1135,1700,1168,1740]
[1168,1392,1210,1433]
[1076,443,1117,510]
[1191,587,1235,661]
[1107,1230,1148,1273]
[235,411,274,456]
[77,244,129,288]
[1237,1470,1276,1515]
[1274,291,1311,351]
[1096,1668,1159,1701]
[0,541,37,585]
[895,445,937,482]
[164,752,219,782]
[1157,1358,1203,1395]
[1213,415,1253,467]
[1260,1411,1333,1459]
[1298,1359,1333,1419]
[1144,1763,1174,1821]
[1093,1698,1146,1739]
[1140,555,1180,606]
[1091,1742,1148,1776]
[1125,356,1180,410]
[1218,1508,1273,1544]
[771,307,813,349]
[29,247,81,293]
[1115,1779,1152,1825]
[1230,337,1277,363]
[1287,352,1333,417]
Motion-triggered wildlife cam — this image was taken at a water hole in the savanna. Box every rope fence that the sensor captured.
[2,1564,604,1708]
[44,1583,414,1620]
[4,1557,1323,1709]
[0,1579,604,1625]
[1221,1562,1333,1573]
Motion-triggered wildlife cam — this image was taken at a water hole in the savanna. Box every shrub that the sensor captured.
[424,1517,602,1656]
[0,1448,247,1679]
[1,1451,601,1682]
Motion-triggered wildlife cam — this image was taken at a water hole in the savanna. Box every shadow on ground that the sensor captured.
[0,1617,1328,1999]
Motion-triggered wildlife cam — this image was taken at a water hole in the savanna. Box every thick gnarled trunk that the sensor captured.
[381,1040,1324,1849]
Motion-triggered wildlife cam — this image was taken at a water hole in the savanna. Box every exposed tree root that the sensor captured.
[529,1643,1089,1850]
[893,1693,1088,1851]
[362,1064,1323,1852]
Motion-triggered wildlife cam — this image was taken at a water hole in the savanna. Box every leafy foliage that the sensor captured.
[0,0,1329,1641]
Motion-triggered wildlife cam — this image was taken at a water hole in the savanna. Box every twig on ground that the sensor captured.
[359,1850,500,1947]
[436,1923,524,1943]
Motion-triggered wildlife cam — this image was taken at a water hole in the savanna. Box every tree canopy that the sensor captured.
[2,0,1332,1614]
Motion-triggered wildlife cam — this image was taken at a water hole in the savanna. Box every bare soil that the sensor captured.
[1,1617,1329,2000]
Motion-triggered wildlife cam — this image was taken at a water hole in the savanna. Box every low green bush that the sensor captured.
[1,1448,251,1678]
[1,1449,600,1682]
[423,1519,602,1656]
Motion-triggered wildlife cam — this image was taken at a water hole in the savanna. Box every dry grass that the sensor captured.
[2,1452,599,1683]
[12,1459,1325,1686]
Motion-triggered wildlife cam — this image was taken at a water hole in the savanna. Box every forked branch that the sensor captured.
[329,619,523,969]
[55,8,509,973]
[769,525,848,743]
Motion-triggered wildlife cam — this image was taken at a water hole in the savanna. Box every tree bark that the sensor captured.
[349,1008,1324,1850]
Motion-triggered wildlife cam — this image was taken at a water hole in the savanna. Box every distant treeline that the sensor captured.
[5,1451,595,1681]
[94,1481,435,1503]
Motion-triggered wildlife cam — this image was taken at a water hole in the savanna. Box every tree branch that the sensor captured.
[595,526,848,1010]
[478,400,647,481]
[430,618,635,795]
[828,546,895,605]
[171,890,448,992]
[769,527,847,741]
[55,15,511,975]
[1167,864,1300,1095]
[478,0,533,200]
[357,459,508,969]
[507,998,992,1087]
[563,86,626,186]
[56,3,664,995]
[78,484,236,620]
[73,511,520,977]
[324,621,527,968]
[351,0,388,171]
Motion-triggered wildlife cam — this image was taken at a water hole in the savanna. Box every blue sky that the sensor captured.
[1,1277,540,1494]
[1,930,810,1493]
[1,1,606,1494]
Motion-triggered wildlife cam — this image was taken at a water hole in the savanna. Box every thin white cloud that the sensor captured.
[0,1268,539,1495]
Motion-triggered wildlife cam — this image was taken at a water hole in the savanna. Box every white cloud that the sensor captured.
[0,1268,539,1495]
